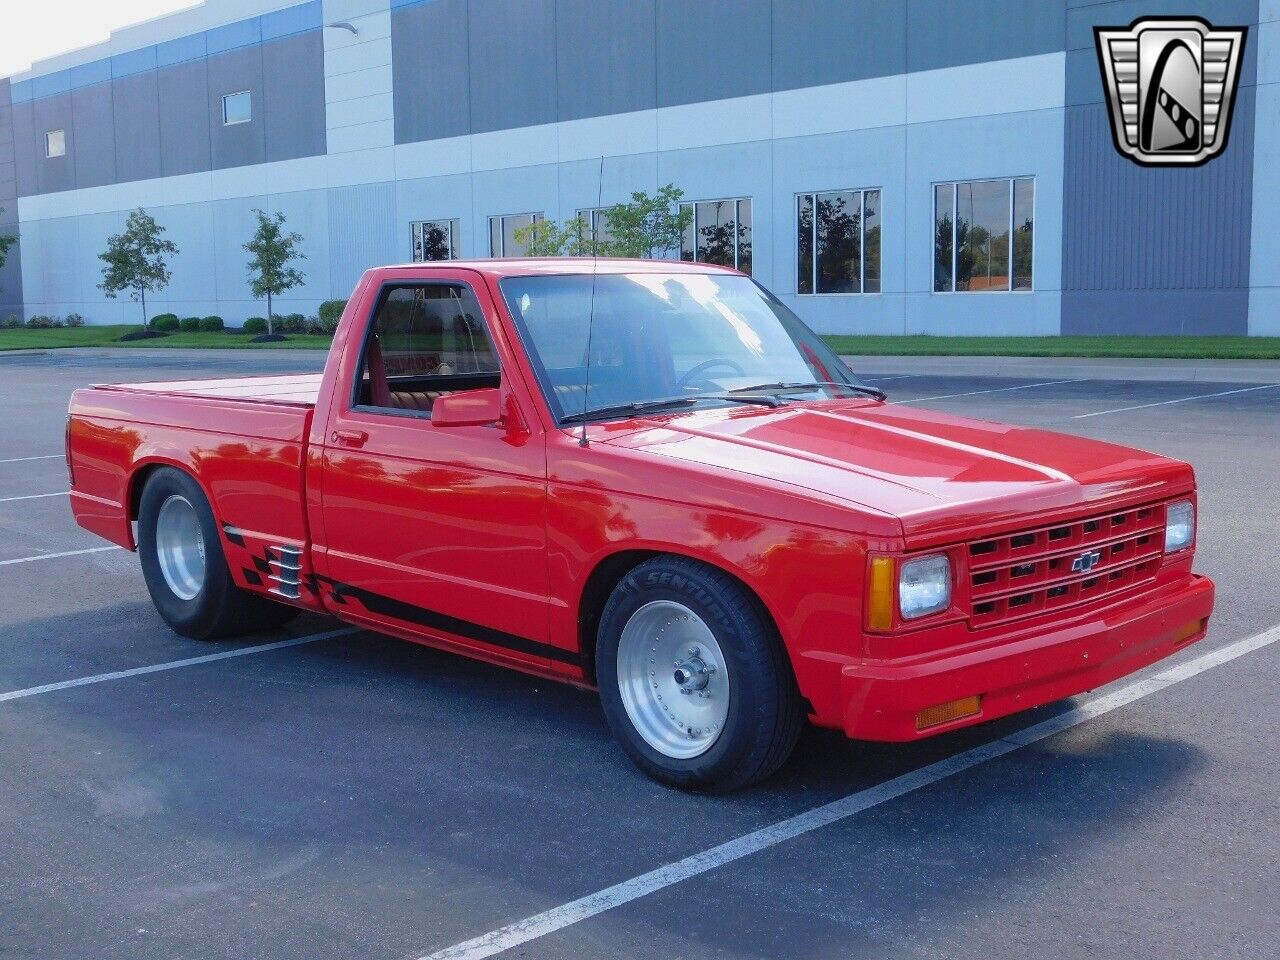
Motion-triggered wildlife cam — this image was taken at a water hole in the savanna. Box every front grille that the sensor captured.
[966,502,1166,627]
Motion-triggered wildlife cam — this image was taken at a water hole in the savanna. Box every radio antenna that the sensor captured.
[579,154,605,447]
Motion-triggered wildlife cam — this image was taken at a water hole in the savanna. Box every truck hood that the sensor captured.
[599,400,1194,546]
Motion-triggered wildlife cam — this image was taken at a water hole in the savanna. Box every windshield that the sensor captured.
[500,271,870,422]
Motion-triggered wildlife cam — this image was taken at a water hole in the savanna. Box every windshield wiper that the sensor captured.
[560,392,780,425]
[729,380,887,402]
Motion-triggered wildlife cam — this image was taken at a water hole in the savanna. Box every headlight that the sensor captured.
[900,554,951,619]
[1165,500,1195,553]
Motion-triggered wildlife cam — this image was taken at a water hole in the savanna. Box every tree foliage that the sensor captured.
[0,207,15,290]
[507,185,693,259]
[98,208,177,327]
[598,185,692,259]
[512,215,592,257]
[245,209,306,335]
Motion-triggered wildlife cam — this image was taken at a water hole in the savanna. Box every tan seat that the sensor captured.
[385,390,449,412]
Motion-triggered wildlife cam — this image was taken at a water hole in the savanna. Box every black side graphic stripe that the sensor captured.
[315,575,579,667]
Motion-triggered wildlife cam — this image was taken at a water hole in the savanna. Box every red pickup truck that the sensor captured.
[67,259,1214,790]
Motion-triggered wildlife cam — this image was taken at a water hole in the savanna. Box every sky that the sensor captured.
[0,1,200,79]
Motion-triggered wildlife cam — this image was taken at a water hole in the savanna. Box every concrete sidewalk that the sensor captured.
[840,354,1280,384]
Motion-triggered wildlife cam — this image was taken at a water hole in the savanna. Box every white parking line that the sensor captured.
[0,491,67,503]
[419,622,1280,960]
[0,545,123,566]
[894,378,1086,404]
[0,627,360,705]
[1071,383,1280,419]
[0,454,62,464]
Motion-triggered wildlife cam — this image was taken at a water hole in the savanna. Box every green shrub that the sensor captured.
[318,300,346,333]
[304,315,327,335]
[243,317,267,334]
[277,312,307,334]
[65,313,85,327]
[152,314,180,332]
[25,315,60,328]
[199,315,224,332]
[179,317,201,332]
[2,313,23,328]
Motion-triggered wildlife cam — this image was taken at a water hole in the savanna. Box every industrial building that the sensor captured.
[0,0,1272,335]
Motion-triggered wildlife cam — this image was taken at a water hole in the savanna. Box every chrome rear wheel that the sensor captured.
[616,599,730,760]
[154,494,206,600]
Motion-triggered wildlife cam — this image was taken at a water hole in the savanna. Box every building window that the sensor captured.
[797,189,881,294]
[45,129,65,158]
[489,213,542,257]
[576,208,614,251]
[222,90,252,126]
[411,219,460,261]
[680,198,752,274]
[933,177,1033,292]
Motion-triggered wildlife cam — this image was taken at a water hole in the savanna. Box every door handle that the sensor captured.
[330,429,368,448]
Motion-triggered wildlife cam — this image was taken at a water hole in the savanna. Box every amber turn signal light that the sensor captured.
[1173,617,1208,644]
[916,695,982,731]
[866,556,895,631]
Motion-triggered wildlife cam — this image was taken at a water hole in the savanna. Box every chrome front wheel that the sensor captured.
[616,600,731,760]
[154,494,207,600]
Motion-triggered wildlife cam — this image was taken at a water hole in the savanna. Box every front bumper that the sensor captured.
[840,574,1215,741]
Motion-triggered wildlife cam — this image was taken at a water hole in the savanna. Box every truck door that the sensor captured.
[316,275,563,672]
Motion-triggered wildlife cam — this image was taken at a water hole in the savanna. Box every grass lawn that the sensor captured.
[0,325,334,351]
[6,326,1280,361]
[822,335,1280,359]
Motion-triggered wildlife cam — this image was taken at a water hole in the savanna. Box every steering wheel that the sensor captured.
[676,358,745,391]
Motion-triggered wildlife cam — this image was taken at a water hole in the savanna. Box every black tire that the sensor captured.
[137,467,299,640]
[596,556,805,791]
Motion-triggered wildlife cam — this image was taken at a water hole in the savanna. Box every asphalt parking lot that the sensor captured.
[2,348,1278,960]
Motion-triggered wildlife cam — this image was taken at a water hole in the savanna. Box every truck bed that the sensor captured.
[67,374,320,560]
[96,373,324,406]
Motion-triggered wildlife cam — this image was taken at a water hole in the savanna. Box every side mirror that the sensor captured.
[431,388,503,428]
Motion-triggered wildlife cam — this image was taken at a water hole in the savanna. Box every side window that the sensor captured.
[356,284,500,413]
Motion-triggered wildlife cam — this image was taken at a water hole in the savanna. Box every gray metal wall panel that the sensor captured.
[555,0,656,121]
[70,83,116,189]
[1060,94,1256,335]
[656,0,771,107]
[468,0,557,133]
[158,59,211,177]
[392,0,472,144]
[32,93,73,195]
[207,46,266,170]
[263,31,326,162]
[0,80,20,317]
[908,0,1066,73]
[1060,0,1258,334]
[771,0,906,90]
[11,101,35,199]
[112,72,162,184]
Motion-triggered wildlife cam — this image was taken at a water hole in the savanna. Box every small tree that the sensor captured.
[0,207,16,287]
[511,215,592,257]
[245,209,306,336]
[600,184,692,259]
[98,208,177,328]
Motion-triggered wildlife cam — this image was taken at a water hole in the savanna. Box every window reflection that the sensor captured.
[411,219,459,262]
[1012,177,1034,291]
[489,213,542,257]
[934,178,1033,292]
[934,183,954,292]
[797,188,880,294]
[680,198,753,274]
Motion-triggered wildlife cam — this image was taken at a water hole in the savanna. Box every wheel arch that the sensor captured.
[126,457,220,544]
[577,548,788,687]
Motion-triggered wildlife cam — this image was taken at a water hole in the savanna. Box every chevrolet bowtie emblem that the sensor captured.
[1094,16,1246,167]
[1071,550,1104,574]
